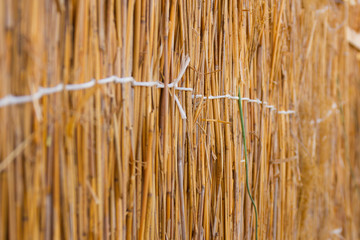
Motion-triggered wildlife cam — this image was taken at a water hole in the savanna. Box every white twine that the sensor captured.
[174,87,193,91]
[114,76,135,84]
[65,79,96,91]
[0,56,296,117]
[278,110,296,115]
[132,81,159,87]
[174,95,187,119]
[0,78,183,107]
[0,83,65,107]
[0,57,190,108]
[192,94,295,115]
[40,84,64,95]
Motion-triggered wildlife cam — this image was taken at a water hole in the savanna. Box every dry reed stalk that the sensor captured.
[0,1,360,240]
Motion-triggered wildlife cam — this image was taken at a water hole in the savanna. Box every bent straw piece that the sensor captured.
[168,56,191,88]
[238,88,258,240]
[0,133,35,173]
[174,95,187,119]
[347,27,360,51]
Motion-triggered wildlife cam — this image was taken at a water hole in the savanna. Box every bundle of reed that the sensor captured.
[0,0,359,239]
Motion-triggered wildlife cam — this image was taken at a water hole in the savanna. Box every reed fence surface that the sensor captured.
[0,0,360,239]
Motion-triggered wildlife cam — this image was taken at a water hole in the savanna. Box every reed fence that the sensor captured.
[0,0,359,239]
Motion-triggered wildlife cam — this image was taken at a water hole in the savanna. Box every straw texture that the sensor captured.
[0,1,359,239]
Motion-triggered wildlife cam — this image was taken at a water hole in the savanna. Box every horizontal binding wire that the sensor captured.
[0,84,64,107]
[192,94,295,115]
[65,79,96,91]
[0,81,296,116]
[0,56,192,108]
[0,77,190,108]
[0,55,296,117]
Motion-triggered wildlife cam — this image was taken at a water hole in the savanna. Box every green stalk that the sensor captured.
[238,88,258,240]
